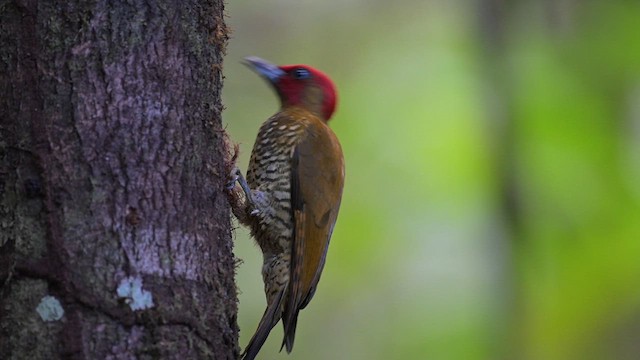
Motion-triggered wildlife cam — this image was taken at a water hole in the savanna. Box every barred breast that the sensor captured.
[246,112,306,254]
[245,111,307,302]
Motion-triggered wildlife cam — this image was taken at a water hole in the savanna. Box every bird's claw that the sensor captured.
[227,166,257,212]
[249,209,260,216]
[226,167,241,190]
[226,179,237,191]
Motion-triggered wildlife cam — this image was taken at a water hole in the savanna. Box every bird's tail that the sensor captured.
[242,288,286,360]
[281,309,299,353]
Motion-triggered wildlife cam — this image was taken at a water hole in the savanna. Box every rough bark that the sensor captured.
[0,0,237,359]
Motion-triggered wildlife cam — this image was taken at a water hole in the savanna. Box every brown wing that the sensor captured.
[281,119,344,352]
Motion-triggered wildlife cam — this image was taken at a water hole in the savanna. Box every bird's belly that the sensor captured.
[248,161,293,255]
[261,252,290,304]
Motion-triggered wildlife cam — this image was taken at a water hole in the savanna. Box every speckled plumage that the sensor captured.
[227,57,344,360]
[246,109,308,304]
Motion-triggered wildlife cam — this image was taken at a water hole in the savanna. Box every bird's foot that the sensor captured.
[226,167,241,190]
[227,166,258,211]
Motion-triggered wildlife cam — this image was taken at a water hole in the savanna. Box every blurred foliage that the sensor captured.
[222,1,640,359]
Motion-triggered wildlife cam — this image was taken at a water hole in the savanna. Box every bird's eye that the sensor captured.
[292,68,311,79]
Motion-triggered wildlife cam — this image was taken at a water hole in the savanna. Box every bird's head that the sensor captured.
[244,56,337,121]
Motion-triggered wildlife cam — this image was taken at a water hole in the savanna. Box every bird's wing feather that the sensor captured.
[243,287,286,360]
[282,118,344,352]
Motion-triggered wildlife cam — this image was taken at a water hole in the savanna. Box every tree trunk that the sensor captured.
[0,1,237,359]
[476,1,520,358]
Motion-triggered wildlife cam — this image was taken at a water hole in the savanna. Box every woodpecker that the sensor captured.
[227,56,344,360]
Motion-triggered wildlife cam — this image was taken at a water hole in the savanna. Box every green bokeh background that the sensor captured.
[222,1,640,359]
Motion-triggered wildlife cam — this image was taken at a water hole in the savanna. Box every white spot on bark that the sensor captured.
[117,276,154,311]
[36,295,64,322]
